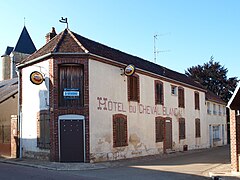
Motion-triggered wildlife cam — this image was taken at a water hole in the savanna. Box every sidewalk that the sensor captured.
[0,146,240,179]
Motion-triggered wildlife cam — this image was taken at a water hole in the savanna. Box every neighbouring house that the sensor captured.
[227,83,240,172]
[1,26,36,81]
[0,25,36,158]
[0,78,18,157]
[206,90,227,147]
[16,28,227,163]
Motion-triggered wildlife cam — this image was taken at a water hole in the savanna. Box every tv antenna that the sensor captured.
[154,33,171,63]
[59,17,68,29]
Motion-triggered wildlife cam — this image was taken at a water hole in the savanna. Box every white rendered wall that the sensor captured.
[21,60,49,154]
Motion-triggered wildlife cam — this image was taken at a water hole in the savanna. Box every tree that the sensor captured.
[185,56,239,102]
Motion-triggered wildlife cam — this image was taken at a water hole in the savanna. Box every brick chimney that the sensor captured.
[45,27,57,43]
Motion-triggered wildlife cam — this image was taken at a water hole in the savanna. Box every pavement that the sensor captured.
[0,146,240,179]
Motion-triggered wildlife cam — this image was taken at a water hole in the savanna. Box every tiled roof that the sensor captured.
[14,26,36,54]
[206,90,226,105]
[20,29,204,90]
[1,46,14,57]
[0,78,18,103]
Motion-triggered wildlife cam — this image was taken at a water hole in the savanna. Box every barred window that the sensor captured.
[37,110,50,149]
[113,114,128,147]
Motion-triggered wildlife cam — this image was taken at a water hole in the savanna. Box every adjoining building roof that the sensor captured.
[1,46,14,57]
[19,28,205,91]
[206,90,226,105]
[0,78,18,104]
[227,83,240,110]
[14,26,36,54]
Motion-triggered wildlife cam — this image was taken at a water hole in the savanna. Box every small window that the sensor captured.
[155,116,165,142]
[218,105,222,115]
[207,102,211,114]
[171,85,177,95]
[195,118,201,138]
[179,118,185,140]
[37,110,50,149]
[128,74,140,102]
[213,104,217,115]
[178,87,185,108]
[155,80,164,105]
[194,92,200,110]
[113,114,128,147]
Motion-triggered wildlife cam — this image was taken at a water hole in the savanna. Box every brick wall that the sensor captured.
[49,55,89,162]
[230,110,238,172]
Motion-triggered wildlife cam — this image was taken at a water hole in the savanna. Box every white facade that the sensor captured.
[21,60,50,157]
[89,59,208,162]
[206,101,227,147]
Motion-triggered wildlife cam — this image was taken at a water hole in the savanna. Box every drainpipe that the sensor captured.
[16,67,22,159]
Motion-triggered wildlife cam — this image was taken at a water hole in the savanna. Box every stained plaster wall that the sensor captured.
[89,59,207,162]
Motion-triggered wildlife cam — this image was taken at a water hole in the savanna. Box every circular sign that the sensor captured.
[124,64,135,76]
[30,71,44,85]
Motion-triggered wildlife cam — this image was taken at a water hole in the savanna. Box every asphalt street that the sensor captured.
[0,146,239,180]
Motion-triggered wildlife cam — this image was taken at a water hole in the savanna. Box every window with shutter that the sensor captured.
[113,114,128,147]
[195,118,201,138]
[155,116,165,142]
[179,118,185,140]
[155,80,164,105]
[178,87,185,108]
[37,110,50,149]
[195,92,200,110]
[128,74,139,102]
[58,64,84,108]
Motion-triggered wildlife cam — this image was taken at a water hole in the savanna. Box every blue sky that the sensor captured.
[0,0,239,79]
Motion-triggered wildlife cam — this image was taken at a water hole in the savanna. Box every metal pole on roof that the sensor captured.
[59,17,69,29]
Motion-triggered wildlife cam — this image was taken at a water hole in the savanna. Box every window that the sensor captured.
[195,118,201,138]
[171,85,177,95]
[179,118,185,140]
[207,102,211,114]
[194,92,200,110]
[113,114,128,147]
[37,110,50,149]
[178,87,185,108]
[128,74,139,102]
[223,106,226,116]
[155,80,164,105]
[213,125,220,141]
[213,104,217,115]
[155,117,165,142]
[218,105,222,115]
[58,64,84,108]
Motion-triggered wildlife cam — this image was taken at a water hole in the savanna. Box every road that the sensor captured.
[0,146,232,180]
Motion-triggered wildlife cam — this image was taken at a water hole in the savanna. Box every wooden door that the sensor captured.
[165,118,172,150]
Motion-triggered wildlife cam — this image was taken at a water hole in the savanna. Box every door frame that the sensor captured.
[58,114,85,162]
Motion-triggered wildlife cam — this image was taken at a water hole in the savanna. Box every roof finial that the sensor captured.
[24,17,26,26]
[59,17,68,29]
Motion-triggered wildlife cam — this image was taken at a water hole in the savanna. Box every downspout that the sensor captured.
[16,67,22,159]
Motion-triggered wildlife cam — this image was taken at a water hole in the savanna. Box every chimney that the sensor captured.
[45,27,57,43]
